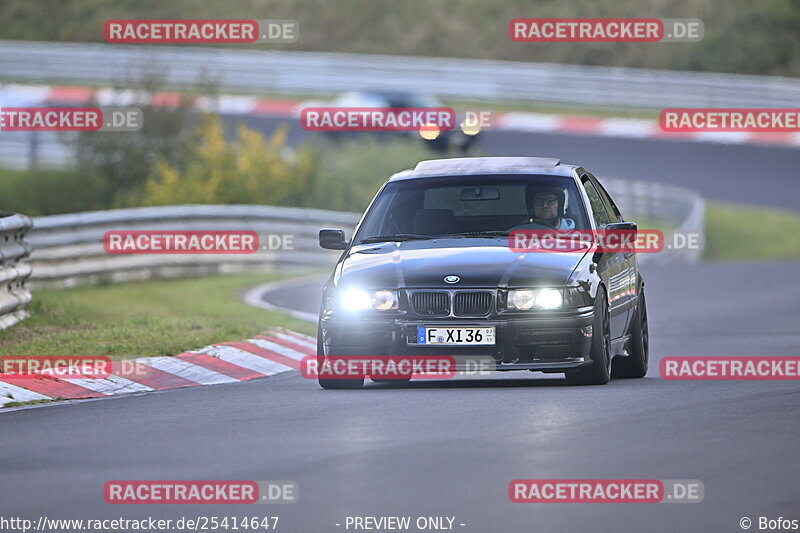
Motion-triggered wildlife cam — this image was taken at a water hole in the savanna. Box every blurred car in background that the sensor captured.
[298,90,482,153]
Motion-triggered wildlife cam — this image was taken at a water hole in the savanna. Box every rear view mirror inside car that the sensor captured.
[459,186,500,201]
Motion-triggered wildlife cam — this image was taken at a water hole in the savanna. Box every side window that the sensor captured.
[581,177,613,227]
[589,176,621,222]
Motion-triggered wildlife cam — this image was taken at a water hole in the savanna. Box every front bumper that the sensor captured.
[320,308,594,372]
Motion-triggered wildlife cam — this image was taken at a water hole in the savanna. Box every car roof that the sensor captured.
[388,157,579,182]
[359,89,426,98]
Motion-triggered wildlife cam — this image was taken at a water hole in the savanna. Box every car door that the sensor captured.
[589,174,638,333]
[579,174,629,340]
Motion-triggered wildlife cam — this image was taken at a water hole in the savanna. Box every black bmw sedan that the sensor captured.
[316,157,649,388]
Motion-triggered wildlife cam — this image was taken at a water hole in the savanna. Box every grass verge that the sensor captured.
[2,398,61,409]
[0,272,318,359]
[704,202,800,260]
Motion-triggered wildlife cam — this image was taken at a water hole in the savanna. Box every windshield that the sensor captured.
[353,174,589,244]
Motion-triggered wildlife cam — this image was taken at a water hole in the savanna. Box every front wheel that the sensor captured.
[612,287,649,379]
[371,377,412,384]
[318,376,365,389]
[565,287,611,385]
[316,323,364,390]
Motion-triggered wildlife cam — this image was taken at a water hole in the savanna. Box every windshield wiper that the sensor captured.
[360,233,435,243]
[449,231,511,237]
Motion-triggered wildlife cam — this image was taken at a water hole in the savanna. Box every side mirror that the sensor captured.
[319,229,348,250]
[606,221,637,236]
[606,221,637,231]
[603,222,638,255]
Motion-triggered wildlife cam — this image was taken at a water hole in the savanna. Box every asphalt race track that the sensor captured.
[234,114,800,211]
[1,133,799,533]
[1,261,798,532]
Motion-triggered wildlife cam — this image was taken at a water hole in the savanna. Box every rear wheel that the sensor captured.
[612,287,649,379]
[565,287,611,385]
[316,323,364,390]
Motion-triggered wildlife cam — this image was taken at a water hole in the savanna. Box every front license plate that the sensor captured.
[416,326,495,345]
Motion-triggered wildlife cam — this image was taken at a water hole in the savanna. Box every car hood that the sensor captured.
[336,238,588,289]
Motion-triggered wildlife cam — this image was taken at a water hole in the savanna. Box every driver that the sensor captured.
[518,186,575,230]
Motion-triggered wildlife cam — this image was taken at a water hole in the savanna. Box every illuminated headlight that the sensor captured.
[507,288,564,310]
[419,123,440,140]
[341,288,372,310]
[339,288,399,311]
[460,119,481,136]
[536,288,563,309]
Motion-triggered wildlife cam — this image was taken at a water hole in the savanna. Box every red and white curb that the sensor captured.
[0,329,315,408]
[494,113,800,147]
[2,83,798,148]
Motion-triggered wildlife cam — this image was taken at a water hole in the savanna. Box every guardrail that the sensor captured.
[0,131,72,170]
[604,178,705,263]
[0,212,33,330]
[2,40,799,109]
[26,179,704,288]
[27,204,360,287]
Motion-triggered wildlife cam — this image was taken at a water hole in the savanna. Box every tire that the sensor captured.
[612,287,649,379]
[318,377,365,389]
[316,323,364,390]
[371,377,412,384]
[565,287,611,385]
